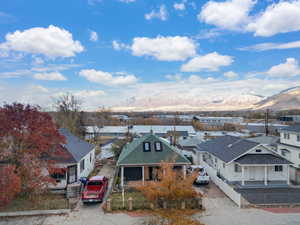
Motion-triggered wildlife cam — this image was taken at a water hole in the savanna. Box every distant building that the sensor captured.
[193,116,243,125]
[241,123,288,135]
[111,114,130,122]
[85,125,196,138]
[153,114,194,122]
[279,115,300,123]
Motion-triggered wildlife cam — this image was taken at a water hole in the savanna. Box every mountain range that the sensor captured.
[111,86,300,112]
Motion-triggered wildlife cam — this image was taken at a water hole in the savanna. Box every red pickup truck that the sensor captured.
[81,176,109,203]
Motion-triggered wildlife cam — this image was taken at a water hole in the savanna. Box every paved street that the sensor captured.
[2,179,300,225]
[194,183,300,225]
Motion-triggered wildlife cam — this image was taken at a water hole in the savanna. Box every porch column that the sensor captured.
[287,165,290,185]
[142,166,145,185]
[183,165,186,179]
[264,166,268,185]
[241,165,245,186]
[121,166,124,188]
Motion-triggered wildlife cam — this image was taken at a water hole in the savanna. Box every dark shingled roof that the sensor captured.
[281,125,300,133]
[197,136,259,163]
[59,128,95,163]
[235,154,292,165]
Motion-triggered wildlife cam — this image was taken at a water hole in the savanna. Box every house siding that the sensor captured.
[77,148,95,179]
[200,145,289,183]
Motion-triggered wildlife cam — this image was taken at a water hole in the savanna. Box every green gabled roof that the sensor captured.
[117,133,191,166]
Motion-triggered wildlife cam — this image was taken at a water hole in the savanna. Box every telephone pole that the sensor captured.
[265,109,269,136]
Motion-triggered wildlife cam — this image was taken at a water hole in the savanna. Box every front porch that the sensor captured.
[234,153,292,188]
[119,164,188,188]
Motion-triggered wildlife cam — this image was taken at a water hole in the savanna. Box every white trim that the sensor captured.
[227,144,267,164]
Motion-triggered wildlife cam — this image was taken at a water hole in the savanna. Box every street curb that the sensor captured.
[0,209,71,217]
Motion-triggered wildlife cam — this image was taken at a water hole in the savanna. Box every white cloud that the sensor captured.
[145,5,168,21]
[33,72,67,81]
[265,58,300,77]
[174,2,186,11]
[181,52,233,72]
[165,74,182,81]
[239,40,300,51]
[79,69,138,86]
[112,40,130,51]
[119,0,136,3]
[89,30,98,42]
[194,29,221,40]
[0,69,32,78]
[0,25,84,58]
[32,56,44,65]
[247,1,300,37]
[199,0,300,37]
[73,90,105,97]
[224,71,238,78]
[198,0,255,30]
[131,36,196,61]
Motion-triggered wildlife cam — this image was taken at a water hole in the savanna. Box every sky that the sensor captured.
[1,0,300,111]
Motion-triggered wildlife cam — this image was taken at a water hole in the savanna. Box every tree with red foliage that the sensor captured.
[0,103,65,206]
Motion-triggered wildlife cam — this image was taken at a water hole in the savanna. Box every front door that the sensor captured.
[249,167,256,180]
[67,165,77,184]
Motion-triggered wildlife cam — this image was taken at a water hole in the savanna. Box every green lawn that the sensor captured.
[0,194,69,212]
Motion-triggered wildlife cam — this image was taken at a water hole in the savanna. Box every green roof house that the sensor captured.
[117,133,191,187]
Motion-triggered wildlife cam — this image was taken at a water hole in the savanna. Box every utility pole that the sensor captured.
[265,109,269,136]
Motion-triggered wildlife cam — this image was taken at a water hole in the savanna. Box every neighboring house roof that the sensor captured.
[178,136,202,147]
[281,125,300,133]
[117,133,191,166]
[246,136,279,146]
[59,128,95,163]
[166,130,189,137]
[197,136,259,163]
[235,154,291,165]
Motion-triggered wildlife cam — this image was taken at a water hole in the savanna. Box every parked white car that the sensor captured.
[189,165,210,184]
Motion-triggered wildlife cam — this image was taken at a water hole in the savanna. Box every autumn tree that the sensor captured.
[132,162,202,225]
[0,103,65,206]
[132,162,199,202]
[53,93,86,138]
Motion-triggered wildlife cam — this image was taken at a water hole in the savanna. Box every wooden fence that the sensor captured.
[106,196,202,211]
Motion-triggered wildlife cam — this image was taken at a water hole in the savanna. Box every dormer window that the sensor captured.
[143,142,151,152]
[155,142,163,151]
[255,149,262,153]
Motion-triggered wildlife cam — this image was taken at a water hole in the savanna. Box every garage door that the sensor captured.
[124,167,142,181]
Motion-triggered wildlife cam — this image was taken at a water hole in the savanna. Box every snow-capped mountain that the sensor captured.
[111,86,300,112]
[112,93,264,112]
[252,86,300,110]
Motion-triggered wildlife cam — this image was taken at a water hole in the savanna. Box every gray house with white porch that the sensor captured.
[198,136,291,187]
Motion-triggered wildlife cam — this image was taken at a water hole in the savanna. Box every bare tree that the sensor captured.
[53,93,86,138]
